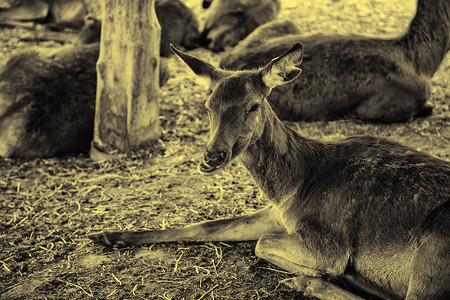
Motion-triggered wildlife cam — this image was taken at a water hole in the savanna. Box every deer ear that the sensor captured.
[260,42,303,89]
[170,44,229,85]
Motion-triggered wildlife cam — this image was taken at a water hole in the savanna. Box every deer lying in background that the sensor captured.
[76,0,200,56]
[0,0,199,55]
[73,15,100,44]
[0,0,85,29]
[219,19,301,53]
[198,0,280,52]
[220,0,450,123]
[90,44,450,299]
[155,0,199,56]
[0,43,169,158]
[220,19,301,70]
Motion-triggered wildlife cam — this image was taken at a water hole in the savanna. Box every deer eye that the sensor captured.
[247,103,260,114]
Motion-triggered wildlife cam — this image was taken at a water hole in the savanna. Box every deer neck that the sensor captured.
[239,101,329,206]
[400,0,450,76]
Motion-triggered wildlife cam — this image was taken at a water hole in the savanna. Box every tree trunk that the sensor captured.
[91,0,160,159]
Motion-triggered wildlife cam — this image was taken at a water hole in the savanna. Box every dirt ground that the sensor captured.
[0,0,449,299]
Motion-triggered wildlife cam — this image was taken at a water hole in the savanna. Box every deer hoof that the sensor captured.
[281,276,308,292]
[88,232,130,248]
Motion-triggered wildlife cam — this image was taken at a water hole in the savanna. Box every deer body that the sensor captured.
[227,36,433,122]
[90,44,450,299]
[75,0,199,56]
[247,122,449,296]
[0,43,169,158]
[221,0,450,122]
[239,83,449,297]
[199,0,280,52]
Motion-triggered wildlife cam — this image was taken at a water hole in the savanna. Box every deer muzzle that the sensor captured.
[199,149,228,173]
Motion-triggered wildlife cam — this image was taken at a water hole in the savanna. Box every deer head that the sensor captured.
[171,43,303,173]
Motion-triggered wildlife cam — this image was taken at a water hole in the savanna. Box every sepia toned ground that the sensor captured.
[0,0,449,299]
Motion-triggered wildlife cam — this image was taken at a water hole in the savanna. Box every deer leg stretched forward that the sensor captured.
[90,204,364,299]
[90,43,450,300]
[90,205,284,246]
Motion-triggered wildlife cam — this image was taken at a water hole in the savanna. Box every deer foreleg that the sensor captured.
[282,276,365,300]
[255,232,361,300]
[89,205,286,247]
[255,231,350,275]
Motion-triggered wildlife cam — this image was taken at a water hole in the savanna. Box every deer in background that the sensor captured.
[75,0,200,56]
[198,0,280,52]
[220,19,301,53]
[0,0,200,158]
[0,0,86,29]
[0,44,169,158]
[90,44,450,299]
[221,0,450,123]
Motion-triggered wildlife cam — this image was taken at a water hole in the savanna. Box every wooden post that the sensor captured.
[91,0,161,159]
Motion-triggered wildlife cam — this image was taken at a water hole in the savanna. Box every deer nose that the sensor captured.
[202,0,212,9]
[197,30,212,48]
[204,150,228,167]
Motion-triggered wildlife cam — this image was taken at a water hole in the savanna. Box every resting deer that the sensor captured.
[74,0,200,56]
[0,43,169,158]
[198,0,280,52]
[90,44,450,299]
[220,0,450,123]
[0,0,84,29]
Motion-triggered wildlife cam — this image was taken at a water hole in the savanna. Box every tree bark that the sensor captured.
[91,0,160,158]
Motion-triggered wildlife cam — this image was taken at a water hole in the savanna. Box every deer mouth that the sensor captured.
[198,141,249,174]
[198,159,217,173]
[198,157,228,173]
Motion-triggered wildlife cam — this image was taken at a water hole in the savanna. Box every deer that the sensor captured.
[220,19,301,53]
[220,0,450,123]
[76,0,200,57]
[89,44,450,299]
[198,0,280,52]
[73,15,101,45]
[155,0,200,56]
[0,0,89,30]
[0,0,199,56]
[0,43,169,158]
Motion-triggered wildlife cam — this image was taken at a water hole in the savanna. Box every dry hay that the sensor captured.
[0,0,449,299]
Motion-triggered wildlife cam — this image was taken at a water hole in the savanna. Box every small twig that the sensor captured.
[78,185,102,197]
[132,284,138,295]
[193,265,211,275]
[198,284,219,300]
[15,216,29,227]
[0,261,11,272]
[211,259,218,276]
[56,278,93,297]
[68,201,81,219]
[111,273,122,285]
[173,251,184,274]
[0,283,20,294]
[38,244,55,253]
[106,288,117,297]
